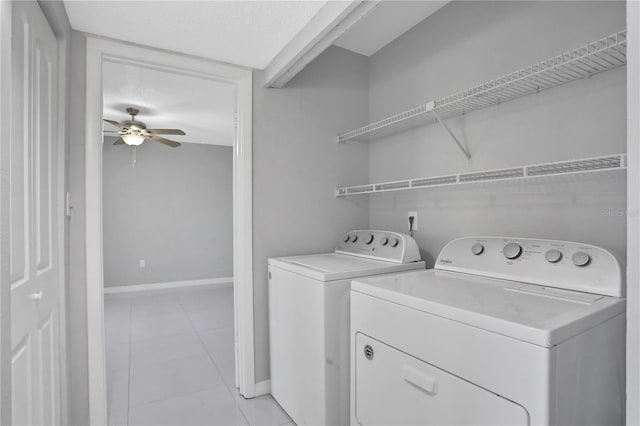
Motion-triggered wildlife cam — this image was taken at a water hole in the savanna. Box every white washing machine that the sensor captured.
[268,230,425,426]
[350,236,625,426]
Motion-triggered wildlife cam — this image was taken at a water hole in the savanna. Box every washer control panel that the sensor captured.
[335,230,422,264]
[436,237,622,297]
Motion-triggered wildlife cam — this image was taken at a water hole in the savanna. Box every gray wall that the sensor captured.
[366,1,627,268]
[102,141,233,287]
[252,46,370,381]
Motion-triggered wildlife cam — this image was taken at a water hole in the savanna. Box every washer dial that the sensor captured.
[545,249,562,263]
[365,234,374,245]
[350,235,358,243]
[390,238,399,248]
[471,243,484,255]
[380,237,389,246]
[503,243,523,260]
[572,252,591,267]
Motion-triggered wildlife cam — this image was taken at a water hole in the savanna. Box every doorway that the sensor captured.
[101,57,238,423]
[84,37,256,425]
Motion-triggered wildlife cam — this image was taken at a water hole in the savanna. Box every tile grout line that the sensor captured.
[117,288,247,425]
[141,291,243,419]
[126,387,234,412]
[193,329,251,425]
[187,294,252,426]
[128,292,227,409]
[178,290,251,425]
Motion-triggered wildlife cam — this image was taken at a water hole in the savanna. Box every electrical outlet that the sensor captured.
[408,211,418,231]
[139,259,146,268]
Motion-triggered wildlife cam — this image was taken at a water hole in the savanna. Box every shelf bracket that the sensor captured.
[432,110,471,160]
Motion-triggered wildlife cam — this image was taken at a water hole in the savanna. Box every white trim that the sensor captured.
[627,1,640,424]
[54,27,70,426]
[85,36,255,425]
[263,0,381,88]
[254,380,271,396]
[103,277,233,294]
[0,2,12,424]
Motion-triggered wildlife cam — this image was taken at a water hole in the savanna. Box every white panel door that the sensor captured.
[10,2,61,425]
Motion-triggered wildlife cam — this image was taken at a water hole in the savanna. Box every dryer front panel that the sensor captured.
[354,333,529,426]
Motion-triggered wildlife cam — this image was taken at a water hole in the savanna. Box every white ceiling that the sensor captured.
[102,60,235,147]
[86,1,449,148]
[334,1,448,56]
[63,0,327,69]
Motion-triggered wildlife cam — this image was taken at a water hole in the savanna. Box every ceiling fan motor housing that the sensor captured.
[123,120,147,131]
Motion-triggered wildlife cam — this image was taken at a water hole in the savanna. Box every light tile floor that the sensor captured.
[105,285,293,426]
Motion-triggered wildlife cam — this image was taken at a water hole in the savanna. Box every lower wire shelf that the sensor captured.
[335,154,627,197]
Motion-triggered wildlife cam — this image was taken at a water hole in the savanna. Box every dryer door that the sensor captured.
[355,333,529,425]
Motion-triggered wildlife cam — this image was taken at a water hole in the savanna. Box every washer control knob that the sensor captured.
[471,243,484,255]
[390,238,399,248]
[545,249,563,263]
[350,235,358,243]
[503,243,523,260]
[365,234,374,245]
[572,252,591,267]
[343,235,350,243]
[380,237,389,246]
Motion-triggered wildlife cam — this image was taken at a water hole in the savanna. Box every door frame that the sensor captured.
[0,1,12,424]
[84,36,255,425]
[627,2,640,424]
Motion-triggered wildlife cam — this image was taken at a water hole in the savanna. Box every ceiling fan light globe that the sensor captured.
[122,133,145,146]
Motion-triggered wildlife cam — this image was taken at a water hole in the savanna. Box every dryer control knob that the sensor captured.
[545,249,563,263]
[503,243,523,260]
[390,238,399,248]
[572,252,591,267]
[365,234,374,245]
[471,243,484,255]
[350,235,358,243]
[380,237,389,246]
[343,235,350,243]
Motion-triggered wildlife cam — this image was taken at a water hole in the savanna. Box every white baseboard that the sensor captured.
[254,380,271,396]
[104,277,233,294]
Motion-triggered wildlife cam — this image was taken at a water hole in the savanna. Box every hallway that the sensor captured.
[104,285,292,426]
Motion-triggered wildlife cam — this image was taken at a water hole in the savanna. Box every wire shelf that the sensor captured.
[335,154,627,197]
[337,30,626,143]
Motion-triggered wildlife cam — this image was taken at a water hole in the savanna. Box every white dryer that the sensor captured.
[350,236,625,426]
[268,230,425,426]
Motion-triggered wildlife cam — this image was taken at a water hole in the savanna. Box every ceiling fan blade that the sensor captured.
[104,119,124,129]
[103,130,122,134]
[150,135,181,148]
[113,138,126,145]
[146,129,186,135]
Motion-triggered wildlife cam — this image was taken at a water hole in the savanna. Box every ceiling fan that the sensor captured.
[103,107,185,148]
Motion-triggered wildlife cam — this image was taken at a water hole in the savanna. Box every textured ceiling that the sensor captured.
[102,60,235,147]
[64,0,327,69]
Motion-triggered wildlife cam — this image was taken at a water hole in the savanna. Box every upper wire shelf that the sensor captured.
[337,30,627,143]
[335,154,627,197]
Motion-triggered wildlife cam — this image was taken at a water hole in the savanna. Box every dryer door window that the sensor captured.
[355,333,529,425]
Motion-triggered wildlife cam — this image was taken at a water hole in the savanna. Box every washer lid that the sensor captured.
[351,269,625,347]
[269,253,425,282]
